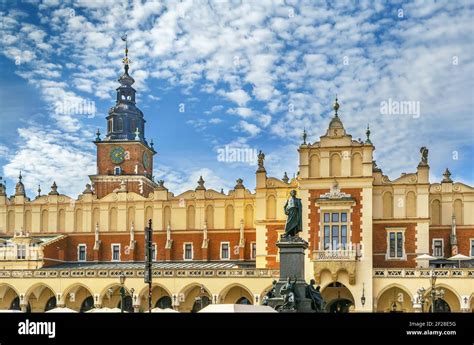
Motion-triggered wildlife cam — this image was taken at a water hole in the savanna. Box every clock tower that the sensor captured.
[90,36,156,198]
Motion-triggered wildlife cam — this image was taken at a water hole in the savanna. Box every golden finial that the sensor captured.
[121,34,131,72]
[333,95,339,116]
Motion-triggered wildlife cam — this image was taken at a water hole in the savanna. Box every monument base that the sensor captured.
[265,236,315,313]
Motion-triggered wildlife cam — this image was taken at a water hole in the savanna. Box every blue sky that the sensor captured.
[0,0,473,197]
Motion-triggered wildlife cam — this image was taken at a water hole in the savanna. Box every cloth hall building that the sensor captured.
[0,51,473,313]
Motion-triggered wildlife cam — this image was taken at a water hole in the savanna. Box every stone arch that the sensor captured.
[41,209,49,233]
[0,283,21,310]
[7,210,14,233]
[225,205,234,229]
[61,283,94,312]
[406,191,416,218]
[99,283,133,308]
[309,154,320,177]
[266,195,276,219]
[375,284,413,312]
[219,284,254,304]
[321,281,355,313]
[351,152,362,176]
[206,205,214,229]
[145,206,153,229]
[424,284,461,312]
[430,199,441,225]
[138,284,172,311]
[58,208,66,231]
[382,191,393,218]
[109,207,117,232]
[24,283,56,312]
[127,206,135,231]
[330,153,341,177]
[163,206,171,229]
[244,204,254,228]
[75,208,83,232]
[24,210,32,232]
[187,205,195,229]
[178,284,212,313]
[453,199,463,225]
[92,207,100,229]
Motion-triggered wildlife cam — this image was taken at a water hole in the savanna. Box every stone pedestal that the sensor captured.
[266,237,314,312]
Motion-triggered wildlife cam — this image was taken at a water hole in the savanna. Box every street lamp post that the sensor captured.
[119,272,126,313]
[361,283,366,308]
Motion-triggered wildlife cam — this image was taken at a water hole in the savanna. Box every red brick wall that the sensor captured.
[373,222,417,268]
[429,228,451,257]
[308,188,362,254]
[265,224,284,269]
[42,230,256,264]
[457,228,474,256]
[42,236,68,266]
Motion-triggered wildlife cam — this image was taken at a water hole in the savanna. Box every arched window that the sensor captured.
[382,192,393,218]
[107,119,112,133]
[330,153,341,176]
[45,296,57,312]
[225,205,234,229]
[266,195,276,219]
[24,210,32,232]
[41,210,49,233]
[58,209,66,231]
[117,118,123,131]
[109,207,117,232]
[187,205,195,229]
[163,206,171,229]
[75,209,83,232]
[7,210,15,233]
[453,199,463,225]
[310,154,320,177]
[351,152,362,176]
[236,297,251,305]
[206,205,214,229]
[244,204,254,228]
[406,192,416,218]
[430,200,441,225]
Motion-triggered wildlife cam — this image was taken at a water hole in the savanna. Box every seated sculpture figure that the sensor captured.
[278,277,297,311]
[261,280,277,306]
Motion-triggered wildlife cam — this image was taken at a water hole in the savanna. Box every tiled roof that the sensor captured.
[41,261,256,270]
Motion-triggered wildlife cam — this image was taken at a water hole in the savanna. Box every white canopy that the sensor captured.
[447,254,471,260]
[45,307,77,313]
[198,304,276,313]
[86,307,121,313]
[415,254,436,260]
[0,309,23,313]
[151,307,178,313]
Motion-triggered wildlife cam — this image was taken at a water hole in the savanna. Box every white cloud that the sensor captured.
[221,89,251,106]
[237,121,261,137]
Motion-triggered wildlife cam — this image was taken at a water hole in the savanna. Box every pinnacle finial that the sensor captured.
[333,95,339,116]
[302,128,307,145]
[121,33,131,74]
[96,128,101,141]
[442,168,452,182]
[18,171,22,182]
[365,124,372,144]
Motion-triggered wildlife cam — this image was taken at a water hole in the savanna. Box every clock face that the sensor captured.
[110,146,125,164]
[143,151,150,170]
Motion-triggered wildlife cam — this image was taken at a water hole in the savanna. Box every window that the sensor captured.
[111,244,121,261]
[152,243,157,261]
[322,211,348,250]
[184,243,193,260]
[386,230,405,260]
[221,242,230,260]
[470,239,474,257]
[16,244,26,260]
[114,167,121,175]
[251,242,256,259]
[432,239,443,258]
[77,244,87,262]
